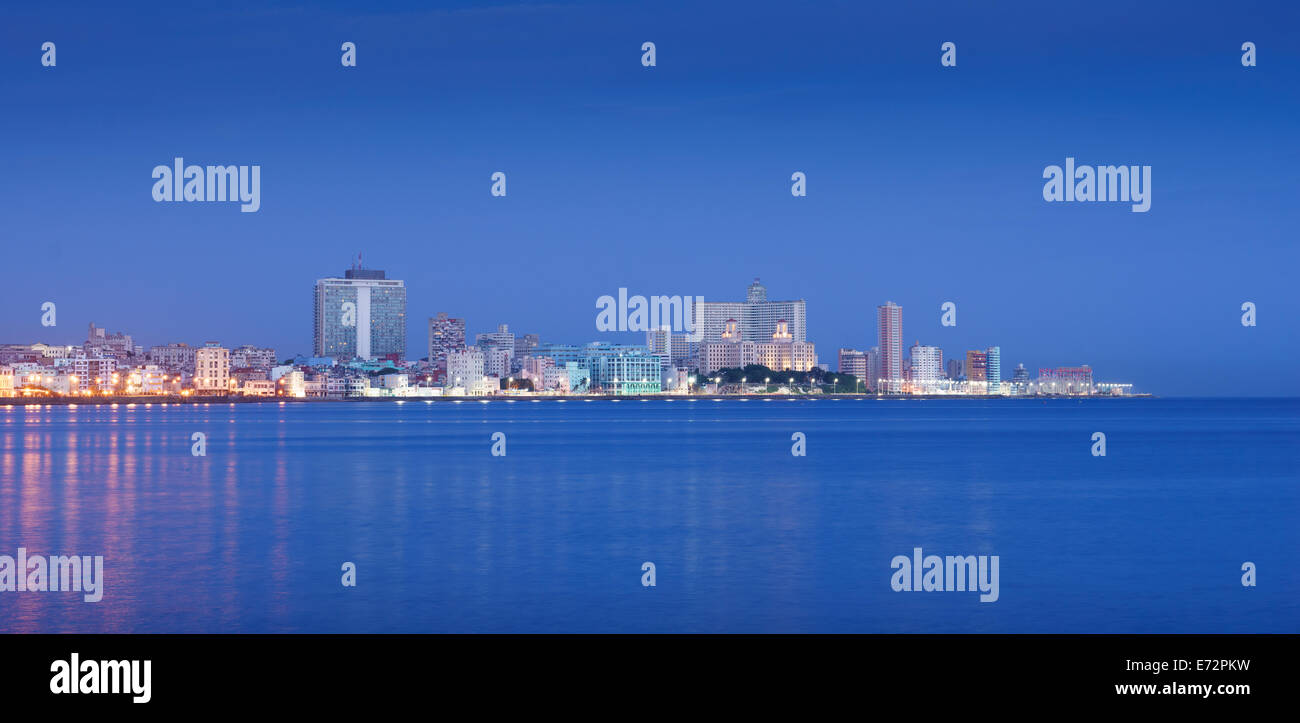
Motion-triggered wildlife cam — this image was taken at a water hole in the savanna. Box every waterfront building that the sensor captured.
[194,343,230,393]
[986,346,1002,394]
[1012,363,1029,385]
[314,261,407,360]
[946,358,965,381]
[68,357,117,392]
[696,319,816,374]
[865,347,881,392]
[692,278,807,344]
[447,348,488,393]
[1038,366,1094,395]
[837,348,867,380]
[966,350,988,382]
[532,343,661,394]
[278,370,306,398]
[124,365,167,395]
[909,342,944,387]
[588,351,662,395]
[877,302,903,393]
[240,379,275,397]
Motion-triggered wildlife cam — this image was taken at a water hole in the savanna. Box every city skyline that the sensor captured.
[3,1,1296,396]
[1,265,1135,400]
[6,268,1119,389]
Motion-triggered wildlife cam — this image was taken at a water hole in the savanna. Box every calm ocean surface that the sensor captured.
[1,398,1295,633]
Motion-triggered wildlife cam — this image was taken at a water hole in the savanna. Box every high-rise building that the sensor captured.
[427,313,466,371]
[866,347,882,392]
[692,278,807,344]
[314,261,407,360]
[837,348,866,380]
[476,324,515,375]
[946,358,965,381]
[966,350,988,383]
[986,346,1002,393]
[909,342,944,386]
[877,302,903,392]
[194,342,230,394]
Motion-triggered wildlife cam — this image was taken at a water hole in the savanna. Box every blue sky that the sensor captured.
[2,0,1297,395]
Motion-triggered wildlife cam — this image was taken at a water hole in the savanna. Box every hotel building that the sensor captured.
[692,278,807,344]
[697,319,817,374]
[313,263,407,360]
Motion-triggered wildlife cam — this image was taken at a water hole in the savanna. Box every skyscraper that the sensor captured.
[986,346,1002,393]
[314,261,407,360]
[427,313,466,371]
[909,342,943,386]
[877,302,903,392]
[965,350,988,383]
[693,278,808,343]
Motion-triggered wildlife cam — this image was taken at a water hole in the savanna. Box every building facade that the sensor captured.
[966,350,988,383]
[692,278,807,344]
[909,342,944,386]
[877,302,903,392]
[314,263,407,360]
[194,343,230,393]
[986,346,1002,393]
[427,312,466,371]
[231,345,277,370]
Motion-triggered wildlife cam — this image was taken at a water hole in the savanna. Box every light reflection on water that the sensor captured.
[0,399,1297,633]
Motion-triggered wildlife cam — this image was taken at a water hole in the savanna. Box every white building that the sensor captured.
[231,345,277,370]
[194,343,230,393]
[447,348,484,389]
[909,342,944,388]
[692,278,807,344]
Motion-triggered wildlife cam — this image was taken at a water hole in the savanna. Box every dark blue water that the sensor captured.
[1,398,1296,632]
